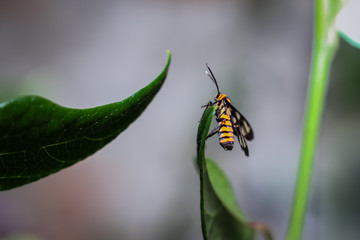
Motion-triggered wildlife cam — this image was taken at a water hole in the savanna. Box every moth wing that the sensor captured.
[226,99,254,140]
[236,135,249,156]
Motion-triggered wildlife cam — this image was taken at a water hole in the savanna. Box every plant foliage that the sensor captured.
[0,51,171,191]
[196,106,272,240]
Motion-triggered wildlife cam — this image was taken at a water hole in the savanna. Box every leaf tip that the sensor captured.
[165,49,172,70]
[166,49,172,57]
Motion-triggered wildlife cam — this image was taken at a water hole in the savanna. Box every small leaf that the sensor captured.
[202,158,254,239]
[337,0,360,48]
[196,106,273,240]
[0,51,171,191]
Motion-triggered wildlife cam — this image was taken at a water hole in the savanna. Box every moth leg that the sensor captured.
[207,126,220,139]
[199,101,213,122]
[201,100,213,111]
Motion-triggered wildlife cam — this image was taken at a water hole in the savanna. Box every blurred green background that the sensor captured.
[0,1,359,240]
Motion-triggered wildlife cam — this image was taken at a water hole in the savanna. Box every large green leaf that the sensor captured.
[196,106,273,240]
[0,51,171,191]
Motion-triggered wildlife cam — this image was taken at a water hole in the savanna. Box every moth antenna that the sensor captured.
[206,63,220,94]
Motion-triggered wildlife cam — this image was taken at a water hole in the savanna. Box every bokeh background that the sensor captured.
[1,1,359,240]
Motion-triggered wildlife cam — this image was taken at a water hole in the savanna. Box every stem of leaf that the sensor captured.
[285,0,337,239]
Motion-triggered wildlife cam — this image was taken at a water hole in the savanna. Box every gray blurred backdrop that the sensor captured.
[1,1,360,240]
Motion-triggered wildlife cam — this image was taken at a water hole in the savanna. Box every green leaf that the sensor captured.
[0,50,171,191]
[337,1,360,49]
[196,106,272,240]
[202,158,254,239]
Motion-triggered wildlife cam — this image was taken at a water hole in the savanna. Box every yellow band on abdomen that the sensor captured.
[220,132,234,138]
[220,137,234,143]
[220,126,233,132]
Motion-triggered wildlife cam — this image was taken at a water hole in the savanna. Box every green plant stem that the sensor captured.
[285,0,338,239]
